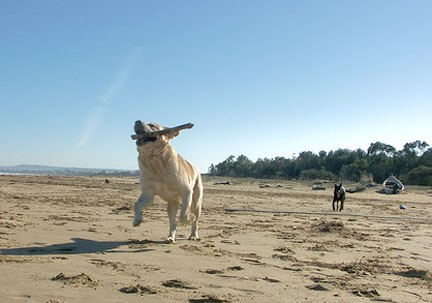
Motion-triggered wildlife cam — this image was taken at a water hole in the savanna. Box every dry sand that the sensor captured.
[0,175,431,303]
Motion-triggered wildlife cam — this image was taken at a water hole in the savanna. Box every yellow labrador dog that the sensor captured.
[132,120,203,243]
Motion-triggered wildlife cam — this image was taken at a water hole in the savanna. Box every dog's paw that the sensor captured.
[132,217,143,227]
[166,237,175,244]
[188,235,200,241]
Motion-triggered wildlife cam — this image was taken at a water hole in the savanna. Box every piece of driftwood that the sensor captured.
[131,123,194,140]
[214,181,231,185]
[346,186,366,193]
[259,183,272,188]
[312,184,326,190]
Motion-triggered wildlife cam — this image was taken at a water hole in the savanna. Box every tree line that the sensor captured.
[208,140,432,186]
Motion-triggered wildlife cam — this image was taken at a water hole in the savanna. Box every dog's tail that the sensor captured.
[192,175,203,215]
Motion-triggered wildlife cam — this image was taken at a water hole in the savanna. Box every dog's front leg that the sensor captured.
[167,202,179,243]
[133,193,154,227]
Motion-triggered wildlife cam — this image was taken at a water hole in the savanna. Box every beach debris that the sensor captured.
[119,286,139,294]
[51,272,98,288]
[259,183,272,188]
[261,276,281,283]
[352,288,380,297]
[306,283,330,291]
[202,269,224,274]
[383,175,404,194]
[189,295,230,303]
[258,183,290,188]
[119,284,159,295]
[162,279,197,289]
[119,284,159,294]
[227,265,244,271]
[345,186,366,193]
[214,181,231,185]
[311,182,326,190]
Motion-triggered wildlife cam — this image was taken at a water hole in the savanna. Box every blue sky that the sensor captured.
[1,1,431,172]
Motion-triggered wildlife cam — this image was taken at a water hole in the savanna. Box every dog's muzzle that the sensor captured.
[134,120,157,146]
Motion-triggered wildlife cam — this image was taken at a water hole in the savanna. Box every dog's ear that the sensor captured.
[146,122,163,131]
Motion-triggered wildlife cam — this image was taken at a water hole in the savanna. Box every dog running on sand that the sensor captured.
[132,120,203,243]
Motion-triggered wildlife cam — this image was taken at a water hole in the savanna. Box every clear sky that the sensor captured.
[1,1,431,172]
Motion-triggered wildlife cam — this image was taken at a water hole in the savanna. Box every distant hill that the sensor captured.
[0,164,138,176]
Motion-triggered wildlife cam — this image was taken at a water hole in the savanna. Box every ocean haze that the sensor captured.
[0,164,137,176]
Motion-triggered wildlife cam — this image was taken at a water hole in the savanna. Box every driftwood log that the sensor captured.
[131,122,194,140]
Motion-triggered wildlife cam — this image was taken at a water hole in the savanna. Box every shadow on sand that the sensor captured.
[1,237,155,256]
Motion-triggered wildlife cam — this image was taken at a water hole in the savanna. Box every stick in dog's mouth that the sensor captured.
[131,121,194,140]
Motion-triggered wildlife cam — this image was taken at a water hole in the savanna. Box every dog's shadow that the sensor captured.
[1,237,154,256]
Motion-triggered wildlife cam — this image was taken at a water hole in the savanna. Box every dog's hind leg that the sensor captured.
[167,202,179,243]
[189,178,203,241]
[133,193,154,227]
[340,198,344,211]
[189,206,201,240]
[179,190,193,225]
[340,190,346,211]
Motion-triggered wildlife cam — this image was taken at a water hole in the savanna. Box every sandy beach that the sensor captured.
[1,175,431,302]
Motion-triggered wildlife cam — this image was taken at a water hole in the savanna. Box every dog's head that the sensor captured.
[134,120,179,154]
[334,183,343,192]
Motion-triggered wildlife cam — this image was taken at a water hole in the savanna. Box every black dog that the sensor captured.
[332,183,346,211]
